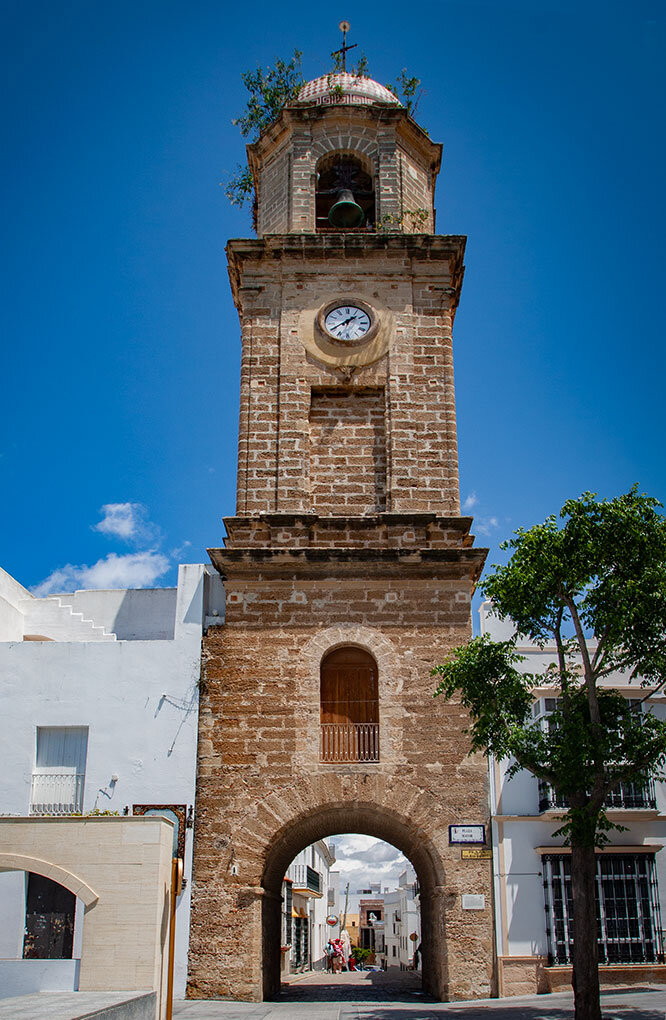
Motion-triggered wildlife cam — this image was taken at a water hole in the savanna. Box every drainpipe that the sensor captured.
[165,858,183,1020]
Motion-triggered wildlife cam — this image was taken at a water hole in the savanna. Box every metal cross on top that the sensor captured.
[331,20,357,72]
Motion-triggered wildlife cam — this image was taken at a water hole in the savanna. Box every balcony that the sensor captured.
[320,723,379,763]
[30,772,84,815]
[538,776,657,813]
[290,864,322,896]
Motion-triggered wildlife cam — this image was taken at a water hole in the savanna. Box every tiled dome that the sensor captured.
[296,73,401,107]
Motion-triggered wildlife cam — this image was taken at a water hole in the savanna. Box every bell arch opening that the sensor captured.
[320,647,379,763]
[315,154,375,231]
[261,803,448,1001]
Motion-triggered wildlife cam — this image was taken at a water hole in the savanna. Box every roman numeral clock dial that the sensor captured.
[323,304,372,344]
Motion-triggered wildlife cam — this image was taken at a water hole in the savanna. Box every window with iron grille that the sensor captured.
[543,854,664,965]
[538,776,657,813]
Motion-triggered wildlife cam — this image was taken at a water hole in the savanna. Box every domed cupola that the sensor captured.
[296,73,401,108]
[246,47,442,236]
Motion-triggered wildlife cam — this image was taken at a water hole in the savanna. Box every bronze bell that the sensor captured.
[328,189,364,228]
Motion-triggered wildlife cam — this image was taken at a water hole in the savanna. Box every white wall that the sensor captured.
[483,600,666,966]
[0,563,206,998]
[0,567,32,642]
[286,839,335,970]
[56,588,178,640]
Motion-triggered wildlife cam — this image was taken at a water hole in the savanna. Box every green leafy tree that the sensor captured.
[225,50,304,208]
[385,69,422,117]
[225,53,425,211]
[432,488,666,1020]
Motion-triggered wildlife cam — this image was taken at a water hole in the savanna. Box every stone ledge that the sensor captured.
[227,234,466,309]
[545,963,666,992]
[208,545,487,581]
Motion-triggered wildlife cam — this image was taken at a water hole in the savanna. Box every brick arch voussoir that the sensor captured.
[254,773,446,894]
[311,139,378,176]
[302,624,396,677]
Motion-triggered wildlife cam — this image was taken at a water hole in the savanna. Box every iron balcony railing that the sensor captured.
[30,772,84,815]
[320,723,379,763]
[538,776,657,813]
[289,864,322,894]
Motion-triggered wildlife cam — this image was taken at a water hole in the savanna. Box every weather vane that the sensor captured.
[331,20,357,72]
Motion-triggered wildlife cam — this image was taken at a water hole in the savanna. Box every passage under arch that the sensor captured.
[320,647,379,762]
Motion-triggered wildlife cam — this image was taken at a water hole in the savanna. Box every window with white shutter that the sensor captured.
[30,727,88,815]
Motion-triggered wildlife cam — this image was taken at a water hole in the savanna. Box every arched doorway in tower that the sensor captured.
[261,805,448,1002]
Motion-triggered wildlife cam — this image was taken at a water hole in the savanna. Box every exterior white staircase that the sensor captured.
[19,596,117,641]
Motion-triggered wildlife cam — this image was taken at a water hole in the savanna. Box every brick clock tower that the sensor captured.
[188,71,493,1002]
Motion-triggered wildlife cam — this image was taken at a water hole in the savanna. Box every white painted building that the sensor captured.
[381,866,420,970]
[0,563,224,1000]
[482,601,666,996]
[285,840,336,972]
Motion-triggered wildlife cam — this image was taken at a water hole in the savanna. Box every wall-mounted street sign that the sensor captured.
[461,848,493,860]
[449,824,485,845]
[326,914,339,926]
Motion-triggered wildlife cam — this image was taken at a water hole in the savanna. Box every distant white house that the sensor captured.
[482,601,666,996]
[381,865,420,970]
[0,562,224,1000]
[284,840,336,973]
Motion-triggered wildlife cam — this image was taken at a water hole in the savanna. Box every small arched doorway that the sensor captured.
[320,648,379,763]
[261,803,448,1001]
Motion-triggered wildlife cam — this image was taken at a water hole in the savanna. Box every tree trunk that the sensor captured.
[570,844,602,1020]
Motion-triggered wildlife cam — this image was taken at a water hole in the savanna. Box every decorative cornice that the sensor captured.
[207,545,487,582]
[226,233,466,310]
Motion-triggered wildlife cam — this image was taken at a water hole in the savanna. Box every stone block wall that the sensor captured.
[0,817,173,1019]
[189,558,493,1002]
[256,146,290,236]
[249,105,440,236]
[228,235,464,518]
[309,387,387,514]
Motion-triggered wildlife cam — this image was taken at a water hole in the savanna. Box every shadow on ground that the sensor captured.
[280,970,428,1003]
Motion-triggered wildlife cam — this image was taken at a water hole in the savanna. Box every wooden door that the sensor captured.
[320,647,378,724]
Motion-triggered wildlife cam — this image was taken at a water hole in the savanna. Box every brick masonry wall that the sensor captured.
[203,131,484,1003]
[257,146,291,236]
[228,236,464,517]
[253,105,439,236]
[189,575,494,1002]
[309,387,387,514]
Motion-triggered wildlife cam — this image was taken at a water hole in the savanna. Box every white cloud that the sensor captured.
[328,835,408,891]
[475,516,499,536]
[92,503,157,544]
[31,551,170,596]
[463,491,478,511]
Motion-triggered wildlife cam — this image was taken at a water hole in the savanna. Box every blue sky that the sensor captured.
[2,0,664,614]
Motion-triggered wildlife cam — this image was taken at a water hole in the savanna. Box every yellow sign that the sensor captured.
[461,848,493,860]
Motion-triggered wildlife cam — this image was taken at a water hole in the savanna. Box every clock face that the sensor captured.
[324,304,372,343]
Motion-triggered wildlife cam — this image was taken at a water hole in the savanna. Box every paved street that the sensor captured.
[173,970,666,1020]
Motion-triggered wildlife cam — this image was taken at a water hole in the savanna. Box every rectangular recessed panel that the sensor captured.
[309,387,386,515]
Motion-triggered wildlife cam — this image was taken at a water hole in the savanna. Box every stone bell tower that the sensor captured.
[188,71,493,1003]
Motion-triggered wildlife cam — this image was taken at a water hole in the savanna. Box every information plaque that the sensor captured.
[461,847,493,860]
[462,894,486,911]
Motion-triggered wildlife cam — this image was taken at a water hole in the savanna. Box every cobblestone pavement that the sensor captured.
[173,970,666,1020]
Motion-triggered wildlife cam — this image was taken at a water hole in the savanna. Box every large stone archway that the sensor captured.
[259,789,450,1001]
[189,743,494,1003]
